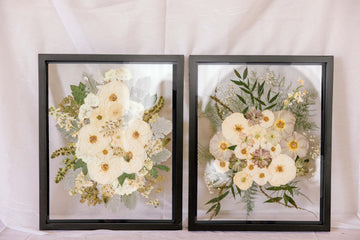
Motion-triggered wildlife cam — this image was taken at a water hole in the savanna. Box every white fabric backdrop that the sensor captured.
[1,0,360,236]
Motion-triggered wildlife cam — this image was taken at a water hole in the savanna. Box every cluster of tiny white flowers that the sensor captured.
[49,106,78,133]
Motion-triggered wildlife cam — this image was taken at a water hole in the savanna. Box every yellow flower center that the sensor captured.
[96,115,102,120]
[234,124,244,133]
[101,163,109,171]
[289,140,298,150]
[249,164,254,170]
[219,142,228,151]
[116,135,121,139]
[89,135,97,144]
[263,116,269,122]
[259,173,265,178]
[275,119,285,129]
[271,146,276,152]
[219,161,226,168]
[241,177,247,183]
[124,151,134,162]
[276,165,284,173]
[109,93,118,102]
[241,148,247,155]
[132,131,140,139]
[102,149,108,155]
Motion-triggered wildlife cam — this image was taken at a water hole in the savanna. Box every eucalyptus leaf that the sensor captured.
[150,148,171,163]
[153,164,170,172]
[122,192,138,210]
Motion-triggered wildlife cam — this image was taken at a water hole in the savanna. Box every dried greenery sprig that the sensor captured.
[143,96,165,122]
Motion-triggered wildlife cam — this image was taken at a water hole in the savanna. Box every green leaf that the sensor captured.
[205,191,230,205]
[254,97,266,106]
[240,87,252,95]
[215,203,221,216]
[267,89,271,101]
[264,103,277,110]
[250,94,254,105]
[74,159,86,169]
[234,69,242,79]
[118,173,136,186]
[243,67,248,79]
[82,165,88,175]
[153,165,170,172]
[231,80,250,89]
[230,184,236,199]
[206,204,217,214]
[264,197,282,203]
[242,106,249,115]
[236,185,242,196]
[228,145,237,151]
[251,79,257,92]
[269,92,280,103]
[284,193,298,208]
[70,82,87,105]
[236,94,246,104]
[150,168,158,178]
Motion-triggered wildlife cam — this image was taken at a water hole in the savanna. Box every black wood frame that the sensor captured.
[39,54,184,230]
[188,55,333,231]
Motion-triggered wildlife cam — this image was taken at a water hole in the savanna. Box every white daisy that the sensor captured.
[264,129,282,145]
[87,157,123,185]
[264,142,282,158]
[234,143,251,160]
[248,125,266,143]
[89,107,107,128]
[253,168,271,186]
[204,159,231,187]
[98,80,130,109]
[260,110,275,128]
[243,161,260,176]
[105,103,126,121]
[213,159,230,173]
[268,154,296,186]
[273,110,296,136]
[222,112,249,144]
[111,129,126,147]
[95,146,114,160]
[76,124,111,157]
[119,143,147,174]
[209,132,233,161]
[280,132,309,159]
[233,171,253,190]
[126,119,152,147]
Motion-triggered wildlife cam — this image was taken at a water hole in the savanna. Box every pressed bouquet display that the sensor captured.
[199,66,320,219]
[49,67,173,210]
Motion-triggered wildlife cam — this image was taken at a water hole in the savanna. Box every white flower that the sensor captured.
[264,129,282,145]
[112,178,137,196]
[222,112,249,144]
[104,68,132,82]
[213,159,230,173]
[268,154,296,186]
[204,159,231,187]
[124,101,145,122]
[119,143,147,174]
[84,93,99,107]
[280,132,309,159]
[234,143,251,160]
[76,124,111,157]
[264,143,282,158]
[248,125,266,143]
[243,161,260,176]
[89,107,107,127]
[95,146,114,160]
[126,119,152,147]
[150,117,172,139]
[78,104,93,121]
[105,103,126,121]
[98,80,130,109]
[233,171,253,190]
[111,129,126,147]
[87,157,123,185]
[260,110,274,128]
[253,168,270,186]
[273,110,296,136]
[209,132,233,161]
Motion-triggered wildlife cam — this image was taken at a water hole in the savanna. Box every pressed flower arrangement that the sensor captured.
[199,66,321,219]
[49,67,173,210]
